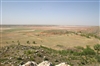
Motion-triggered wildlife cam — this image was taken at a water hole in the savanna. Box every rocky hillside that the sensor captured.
[0,45,70,66]
[0,45,100,66]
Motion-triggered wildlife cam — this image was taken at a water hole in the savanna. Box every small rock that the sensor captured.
[9,57,12,59]
[38,61,52,66]
[55,62,70,66]
[35,50,39,53]
[20,61,37,66]
[41,50,44,52]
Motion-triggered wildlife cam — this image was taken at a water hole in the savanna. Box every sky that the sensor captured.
[0,0,100,26]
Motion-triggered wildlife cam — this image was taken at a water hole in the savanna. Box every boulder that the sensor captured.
[20,61,37,66]
[38,61,52,66]
[55,62,70,66]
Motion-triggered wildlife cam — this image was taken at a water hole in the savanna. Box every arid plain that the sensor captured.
[0,25,100,49]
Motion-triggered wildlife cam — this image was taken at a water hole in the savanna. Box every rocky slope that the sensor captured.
[0,45,100,66]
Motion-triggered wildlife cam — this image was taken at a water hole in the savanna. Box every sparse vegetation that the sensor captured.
[95,55,100,63]
[0,44,100,66]
[82,45,95,55]
[0,25,100,66]
[6,42,8,44]
[33,41,36,44]
[17,40,20,45]
[27,41,30,44]
[12,41,14,43]
[24,50,33,55]
[94,44,100,54]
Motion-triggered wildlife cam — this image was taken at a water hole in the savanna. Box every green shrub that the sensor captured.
[24,50,32,55]
[56,45,63,47]
[17,57,22,60]
[37,53,42,57]
[82,46,95,55]
[6,42,8,44]
[0,59,8,62]
[95,55,100,63]
[73,52,82,56]
[86,35,90,38]
[58,50,68,56]
[18,42,20,45]
[94,44,100,54]
[27,41,30,44]
[30,57,35,61]
[75,46,84,50]
[33,41,36,44]
[17,40,20,45]
[40,45,57,53]
[12,41,14,43]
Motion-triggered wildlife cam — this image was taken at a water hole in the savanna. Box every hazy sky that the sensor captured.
[0,0,100,26]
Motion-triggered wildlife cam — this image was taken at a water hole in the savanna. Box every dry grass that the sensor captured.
[0,25,99,50]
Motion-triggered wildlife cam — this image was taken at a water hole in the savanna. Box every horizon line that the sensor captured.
[0,24,99,26]
[1,1,99,3]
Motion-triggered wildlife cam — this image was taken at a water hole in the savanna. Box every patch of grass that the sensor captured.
[40,45,58,54]
[4,28,29,32]
[58,50,68,56]
[24,50,33,55]
[0,59,8,62]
